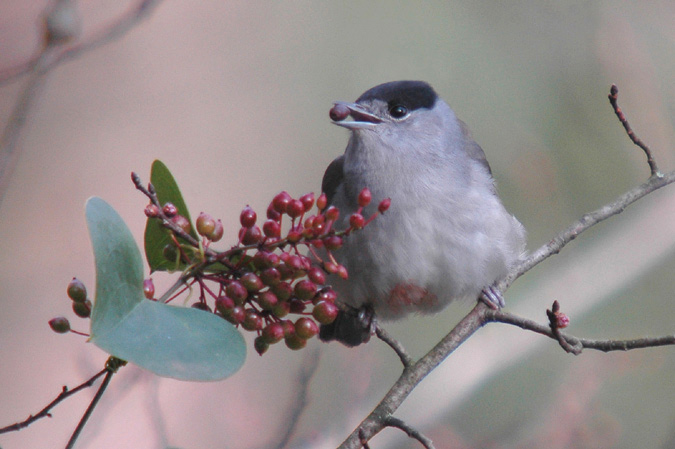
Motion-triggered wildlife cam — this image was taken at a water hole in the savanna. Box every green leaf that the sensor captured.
[86,197,246,381]
[144,160,198,272]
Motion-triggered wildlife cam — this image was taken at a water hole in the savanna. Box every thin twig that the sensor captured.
[500,169,675,292]
[487,309,675,354]
[375,323,413,368]
[64,369,115,449]
[608,84,659,176]
[0,368,107,434]
[385,416,435,449]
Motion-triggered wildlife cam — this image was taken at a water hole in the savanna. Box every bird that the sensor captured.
[318,80,526,347]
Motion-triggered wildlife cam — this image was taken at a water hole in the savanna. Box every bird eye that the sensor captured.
[389,105,409,119]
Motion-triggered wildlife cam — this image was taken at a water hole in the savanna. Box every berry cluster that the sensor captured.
[51,186,390,356]
[48,278,91,336]
[180,188,389,355]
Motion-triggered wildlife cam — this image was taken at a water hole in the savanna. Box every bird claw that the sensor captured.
[480,285,505,309]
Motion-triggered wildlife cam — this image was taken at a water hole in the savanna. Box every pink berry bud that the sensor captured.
[378,198,391,213]
[272,191,292,214]
[171,215,192,234]
[67,277,87,302]
[349,213,365,229]
[317,193,328,211]
[358,188,372,207]
[196,212,216,237]
[240,206,257,228]
[210,219,224,242]
[49,317,71,333]
[295,317,319,339]
[286,199,305,218]
[144,204,160,218]
[263,219,281,238]
[143,278,155,299]
[162,203,178,217]
[324,206,339,221]
[299,193,315,211]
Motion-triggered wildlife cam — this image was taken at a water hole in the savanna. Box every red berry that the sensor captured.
[299,193,315,211]
[358,188,372,207]
[272,282,293,301]
[337,265,348,279]
[267,203,282,221]
[307,267,326,285]
[317,193,328,211]
[67,277,87,302]
[329,103,350,121]
[72,300,92,318]
[196,212,216,237]
[324,206,339,221]
[314,288,337,304]
[262,323,285,344]
[286,199,305,218]
[49,317,71,333]
[240,206,257,228]
[226,281,248,304]
[241,272,263,292]
[349,213,365,229]
[242,310,263,331]
[254,336,269,355]
[323,261,338,273]
[215,296,235,315]
[191,302,212,312]
[257,290,279,310]
[294,279,318,301]
[284,333,307,350]
[378,198,391,213]
[210,219,224,242]
[143,278,155,299]
[287,228,302,243]
[323,235,343,251]
[230,306,246,324]
[263,219,281,238]
[281,320,296,337]
[240,226,262,245]
[295,317,319,339]
[312,300,339,324]
[271,301,291,318]
[144,204,160,218]
[162,202,178,217]
[171,215,191,234]
[289,299,307,313]
[260,267,281,286]
[272,191,292,214]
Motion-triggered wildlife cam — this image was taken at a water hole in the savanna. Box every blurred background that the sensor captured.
[1,1,674,448]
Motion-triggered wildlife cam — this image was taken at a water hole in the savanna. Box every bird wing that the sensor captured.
[321,154,345,205]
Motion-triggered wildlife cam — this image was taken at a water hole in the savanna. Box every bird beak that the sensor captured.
[332,102,382,129]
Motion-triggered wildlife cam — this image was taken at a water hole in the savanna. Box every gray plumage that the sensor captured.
[320,81,526,346]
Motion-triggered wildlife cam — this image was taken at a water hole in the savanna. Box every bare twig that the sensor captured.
[384,416,435,449]
[64,369,115,449]
[375,322,413,368]
[487,309,675,354]
[500,168,675,293]
[0,367,107,434]
[608,84,659,176]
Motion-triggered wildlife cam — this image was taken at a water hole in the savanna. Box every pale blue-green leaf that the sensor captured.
[85,197,246,381]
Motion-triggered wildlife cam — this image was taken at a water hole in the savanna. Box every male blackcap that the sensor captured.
[319,81,526,346]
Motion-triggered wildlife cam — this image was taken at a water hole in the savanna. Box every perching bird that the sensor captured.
[319,81,526,347]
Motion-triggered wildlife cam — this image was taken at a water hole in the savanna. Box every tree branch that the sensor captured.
[334,85,675,448]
